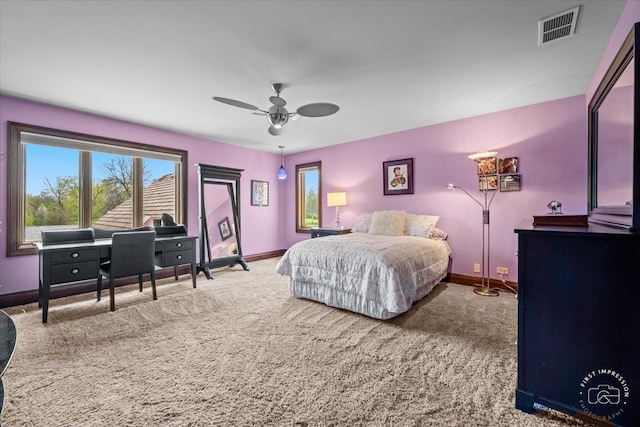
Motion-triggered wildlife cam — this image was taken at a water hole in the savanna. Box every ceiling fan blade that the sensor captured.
[212,96,259,111]
[268,126,285,136]
[297,102,340,117]
[269,96,287,107]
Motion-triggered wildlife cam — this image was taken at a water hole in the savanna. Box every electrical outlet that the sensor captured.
[496,267,509,275]
[473,263,481,273]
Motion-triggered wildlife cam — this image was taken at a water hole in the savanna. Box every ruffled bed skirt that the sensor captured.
[290,270,446,320]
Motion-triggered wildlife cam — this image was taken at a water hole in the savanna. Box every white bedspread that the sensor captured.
[276,233,451,319]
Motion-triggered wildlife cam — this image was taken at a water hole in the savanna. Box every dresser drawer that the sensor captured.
[50,260,98,284]
[50,248,99,263]
[162,239,193,252]
[156,249,194,267]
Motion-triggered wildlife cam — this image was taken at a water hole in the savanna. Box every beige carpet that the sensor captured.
[1,258,584,426]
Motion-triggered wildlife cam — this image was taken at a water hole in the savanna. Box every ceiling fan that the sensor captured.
[212,83,339,136]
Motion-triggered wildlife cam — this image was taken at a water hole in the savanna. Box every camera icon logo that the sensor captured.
[587,384,621,405]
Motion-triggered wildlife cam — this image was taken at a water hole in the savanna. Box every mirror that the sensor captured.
[197,164,248,279]
[588,22,640,231]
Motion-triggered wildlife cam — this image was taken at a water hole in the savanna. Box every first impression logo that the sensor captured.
[579,368,630,421]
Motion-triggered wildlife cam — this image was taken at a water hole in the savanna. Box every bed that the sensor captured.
[276,211,451,319]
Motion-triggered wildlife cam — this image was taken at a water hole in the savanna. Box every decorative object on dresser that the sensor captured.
[310,227,351,239]
[277,145,287,180]
[197,164,249,280]
[326,192,347,229]
[251,180,269,206]
[447,150,500,297]
[532,200,588,226]
[383,158,414,195]
[514,221,639,425]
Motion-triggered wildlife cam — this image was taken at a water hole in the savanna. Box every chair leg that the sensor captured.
[139,274,143,292]
[151,270,157,300]
[109,277,116,312]
[97,274,103,301]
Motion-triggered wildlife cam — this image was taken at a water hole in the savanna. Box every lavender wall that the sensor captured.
[282,95,588,282]
[0,95,285,295]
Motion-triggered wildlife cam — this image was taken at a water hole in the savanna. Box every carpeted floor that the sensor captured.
[1,258,585,426]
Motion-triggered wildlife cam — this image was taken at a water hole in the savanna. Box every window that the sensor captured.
[7,122,187,256]
[295,161,322,232]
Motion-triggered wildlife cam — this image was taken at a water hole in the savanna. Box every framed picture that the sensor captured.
[499,174,521,192]
[499,157,519,174]
[478,175,498,191]
[383,158,414,195]
[251,180,269,206]
[476,157,497,175]
[217,217,233,241]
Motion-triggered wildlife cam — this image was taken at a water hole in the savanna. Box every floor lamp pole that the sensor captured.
[446,181,499,297]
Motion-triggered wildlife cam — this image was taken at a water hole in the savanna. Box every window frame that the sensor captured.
[7,122,188,256]
[295,161,322,233]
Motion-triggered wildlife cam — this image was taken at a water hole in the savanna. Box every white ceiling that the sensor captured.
[0,0,626,154]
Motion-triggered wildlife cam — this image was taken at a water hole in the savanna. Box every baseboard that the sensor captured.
[447,273,518,294]
[244,250,286,262]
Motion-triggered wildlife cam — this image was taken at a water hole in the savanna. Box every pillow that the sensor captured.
[405,214,440,238]
[351,213,372,233]
[430,227,448,240]
[368,210,407,236]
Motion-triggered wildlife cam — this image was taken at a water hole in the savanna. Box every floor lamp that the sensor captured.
[447,151,499,297]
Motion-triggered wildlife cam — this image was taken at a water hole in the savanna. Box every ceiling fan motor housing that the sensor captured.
[267,105,289,128]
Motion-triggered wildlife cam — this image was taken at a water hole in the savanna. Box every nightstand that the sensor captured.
[310,228,352,238]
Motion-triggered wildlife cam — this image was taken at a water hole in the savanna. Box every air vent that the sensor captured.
[538,5,580,45]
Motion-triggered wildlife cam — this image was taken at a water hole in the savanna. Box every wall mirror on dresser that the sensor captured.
[588,22,640,231]
[197,164,248,279]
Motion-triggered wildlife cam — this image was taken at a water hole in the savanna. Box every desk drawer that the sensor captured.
[50,248,99,263]
[50,260,98,284]
[156,249,194,267]
[163,239,193,252]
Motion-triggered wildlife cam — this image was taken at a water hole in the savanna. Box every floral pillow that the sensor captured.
[430,227,448,240]
[368,210,407,236]
[405,214,440,238]
[351,213,372,233]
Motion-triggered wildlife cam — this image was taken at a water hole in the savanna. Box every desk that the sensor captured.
[37,235,197,323]
[0,310,17,415]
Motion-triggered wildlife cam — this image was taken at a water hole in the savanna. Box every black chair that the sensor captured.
[97,230,158,312]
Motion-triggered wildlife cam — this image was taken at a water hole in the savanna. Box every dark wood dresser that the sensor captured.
[514,221,639,426]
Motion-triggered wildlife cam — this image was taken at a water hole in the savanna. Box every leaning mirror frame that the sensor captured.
[588,22,640,231]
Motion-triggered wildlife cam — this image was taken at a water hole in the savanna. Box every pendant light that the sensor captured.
[277,145,287,180]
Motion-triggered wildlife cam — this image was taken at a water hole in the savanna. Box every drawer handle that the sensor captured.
[71,252,80,258]
[71,268,80,275]
[176,242,182,248]
[176,255,182,260]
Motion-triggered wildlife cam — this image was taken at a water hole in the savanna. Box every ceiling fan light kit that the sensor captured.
[213,83,339,136]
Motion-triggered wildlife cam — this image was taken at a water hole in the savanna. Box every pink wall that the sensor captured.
[282,95,588,282]
[0,95,285,295]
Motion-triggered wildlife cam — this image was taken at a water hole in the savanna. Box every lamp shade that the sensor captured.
[468,150,498,160]
[277,165,287,180]
[327,192,347,207]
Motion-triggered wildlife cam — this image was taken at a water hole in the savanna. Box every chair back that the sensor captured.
[94,226,155,240]
[109,230,156,278]
[41,228,95,246]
